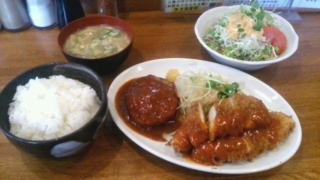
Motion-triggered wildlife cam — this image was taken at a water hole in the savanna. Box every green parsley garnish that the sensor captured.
[205,76,240,99]
[242,1,267,31]
[238,27,245,32]
[252,20,263,31]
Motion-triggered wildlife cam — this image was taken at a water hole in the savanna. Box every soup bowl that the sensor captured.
[0,63,107,158]
[57,15,134,75]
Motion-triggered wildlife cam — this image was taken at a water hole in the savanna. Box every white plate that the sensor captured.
[107,58,302,174]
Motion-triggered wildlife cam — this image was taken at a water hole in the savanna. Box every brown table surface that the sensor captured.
[0,10,319,180]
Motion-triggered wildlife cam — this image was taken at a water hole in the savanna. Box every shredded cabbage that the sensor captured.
[174,71,240,111]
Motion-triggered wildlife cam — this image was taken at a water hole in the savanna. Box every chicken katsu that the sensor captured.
[169,102,209,152]
[208,93,273,141]
[169,94,295,165]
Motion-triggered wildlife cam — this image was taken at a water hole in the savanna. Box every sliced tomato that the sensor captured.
[263,26,287,55]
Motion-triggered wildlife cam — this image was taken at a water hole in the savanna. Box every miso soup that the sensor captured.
[63,25,130,59]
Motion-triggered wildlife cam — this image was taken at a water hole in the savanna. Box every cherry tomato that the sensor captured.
[263,26,287,55]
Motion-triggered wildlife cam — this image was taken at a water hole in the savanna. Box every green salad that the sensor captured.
[204,2,280,61]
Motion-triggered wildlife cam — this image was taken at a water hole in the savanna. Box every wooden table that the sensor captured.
[0,10,319,179]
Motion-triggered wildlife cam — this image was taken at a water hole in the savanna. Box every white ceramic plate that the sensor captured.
[107,58,302,174]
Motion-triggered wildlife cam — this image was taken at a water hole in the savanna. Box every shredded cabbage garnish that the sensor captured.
[204,2,279,61]
[174,71,240,110]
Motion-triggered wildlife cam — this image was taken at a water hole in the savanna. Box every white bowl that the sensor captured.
[194,5,299,71]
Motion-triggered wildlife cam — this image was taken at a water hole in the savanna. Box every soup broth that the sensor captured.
[63,25,130,59]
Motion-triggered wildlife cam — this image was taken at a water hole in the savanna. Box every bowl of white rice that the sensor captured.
[0,63,107,158]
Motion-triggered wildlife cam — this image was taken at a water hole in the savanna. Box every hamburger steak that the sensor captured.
[126,75,179,127]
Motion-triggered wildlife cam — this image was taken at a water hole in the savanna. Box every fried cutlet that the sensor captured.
[208,93,273,141]
[191,111,295,165]
[169,102,208,152]
[168,93,295,166]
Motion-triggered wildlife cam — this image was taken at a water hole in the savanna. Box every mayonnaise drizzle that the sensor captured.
[226,12,264,40]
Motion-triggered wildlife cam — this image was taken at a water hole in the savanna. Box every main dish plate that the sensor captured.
[107,58,302,174]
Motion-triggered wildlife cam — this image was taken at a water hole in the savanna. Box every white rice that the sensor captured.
[8,75,101,141]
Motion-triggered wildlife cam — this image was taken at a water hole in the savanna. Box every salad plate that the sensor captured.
[194,5,299,71]
[107,58,302,174]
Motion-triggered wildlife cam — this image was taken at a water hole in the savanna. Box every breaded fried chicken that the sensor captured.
[208,93,273,141]
[169,102,208,152]
[169,93,295,166]
[191,111,295,165]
